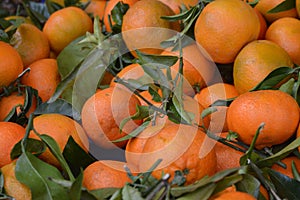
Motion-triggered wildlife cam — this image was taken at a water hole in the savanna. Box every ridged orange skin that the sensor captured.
[83,160,131,190]
[194,0,260,64]
[0,41,23,89]
[265,17,300,66]
[227,90,299,149]
[0,122,25,167]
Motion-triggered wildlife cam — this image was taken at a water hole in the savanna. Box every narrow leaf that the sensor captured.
[235,174,260,198]
[267,0,295,13]
[10,138,46,160]
[176,183,215,200]
[113,121,150,143]
[69,171,83,200]
[122,184,144,200]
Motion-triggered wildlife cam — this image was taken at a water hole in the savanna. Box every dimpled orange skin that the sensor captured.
[0,41,23,88]
[0,122,26,167]
[136,124,217,185]
[81,87,143,149]
[194,0,260,64]
[83,160,131,190]
[227,90,299,149]
[43,6,93,53]
[265,17,300,66]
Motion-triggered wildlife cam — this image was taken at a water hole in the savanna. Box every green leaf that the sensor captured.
[111,2,129,26]
[57,36,92,79]
[267,0,295,13]
[10,138,46,160]
[0,30,9,43]
[176,183,215,200]
[34,98,81,121]
[122,184,144,200]
[279,77,295,95]
[256,137,300,168]
[172,94,193,125]
[39,134,75,181]
[291,160,300,181]
[269,169,300,199]
[15,152,68,200]
[62,136,96,177]
[171,169,189,186]
[69,171,83,200]
[210,97,236,107]
[251,67,296,91]
[88,188,120,200]
[113,120,150,143]
[212,174,243,195]
[235,174,260,198]
[292,72,300,105]
[137,50,178,69]
[201,107,218,119]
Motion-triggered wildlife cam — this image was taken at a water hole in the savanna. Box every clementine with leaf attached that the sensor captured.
[21,58,61,102]
[227,90,299,149]
[0,91,37,121]
[29,113,89,167]
[122,0,180,57]
[194,0,260,64]
[1,161,32,200]
[126,123,217,185]
[0,41,23,89]
[83,160,131,190]
[265,17,300,66]
[0,122,25,167]
[81,86,143,149]
[43,6,93,53]
[10,23,50,68]
[233,40,294,94]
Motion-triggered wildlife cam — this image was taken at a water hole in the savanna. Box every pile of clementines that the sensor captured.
[0,0,300,199]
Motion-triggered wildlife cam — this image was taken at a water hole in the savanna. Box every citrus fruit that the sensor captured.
[81,86,143,149]
[254,0,298,23]
[227,90,299,149]
[271,156,300,178]
[43,6,93,53]
[265,17,300,66]
[194,83,239,133]
[29,113,89,167]
[103,0,139,32]
[210,191,256,200]
[10,23,50,67]
[121,0,180,57]
[215,132,244,172]
[0,122,26,167]
[194,0,260,64]
[84,0,107,19]
[158,0,198,14]
[21,58,61,102]
[297,0,300,17]
[83,160,131,190]
[254,8,268,40]
[0,41,23,89]
[0,91,37,121]
[233,40,294,94]
[1,161,32,200]
[126,123,217,185]
[160,43,216,94]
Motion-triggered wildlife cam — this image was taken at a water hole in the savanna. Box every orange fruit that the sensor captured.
[81,86,143,149]
[233,40,294,94]
[10,23,50,68]
[0,91,37,121]
[265,17,300,66]
[43,6,93,53]
[138,89,163,106]
[158,0,198,14]
[254,8,268,40]
[103,0,139,32]
[0,122,26,167]
[0,41,23,89]
[1,161,32,200]
[126,123,217,185]
[194,83,239,133]
[84,0,107,19]
[297,0,300,17]
[29,113,89,167]
[83,160,131,190]
[20,58,61,102]
[227,90,299,149]
[271,156,300,178]
[121,0,180,57]
[160,43,216,94]
[215,132,244,172]
[194,0,260,64]
[210,191,256,200]
[254,0,298,23]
